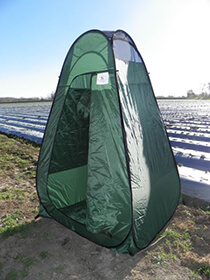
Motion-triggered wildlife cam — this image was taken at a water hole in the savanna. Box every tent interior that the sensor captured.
[46,69,121,229]
[47,74,93,225]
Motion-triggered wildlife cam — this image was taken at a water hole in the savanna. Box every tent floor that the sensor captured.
[60,200,87,225]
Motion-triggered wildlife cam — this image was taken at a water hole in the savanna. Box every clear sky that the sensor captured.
[0,0,209,98]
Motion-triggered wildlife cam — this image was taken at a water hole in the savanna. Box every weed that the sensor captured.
[16,254,37,267]
[153,249,167,265]
[44,232,52,240]
[165,228,181,239]
[169,252,177,260]
[199,209,210,215]
[54,265,65,271]
[183,209,192,217]
[20,225,30,239]
[0,187,26,202]
[15,189,26,201]
[1,154,13,161]
[15,158,30,169]
[5,269,18,280]
[152,246,178,265]
[1,222,21,238]
[174,238,192,251]
[182,229,191,239]
[1,211,19,229]
[39,251,50,259]
[191,270,199,278]
[0,262,3,272]
[29,192,38,202]
[0,212,31,238]
[38,272,44,280]
[198,265,210,277]
[16,176,22,184]
[131,269,140,275]
[21,269,29,278]
[164,228,192,252]
[0,188,14,201]
[165,228,191,241]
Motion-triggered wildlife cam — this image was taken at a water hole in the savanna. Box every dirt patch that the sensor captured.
[0,134,210,280]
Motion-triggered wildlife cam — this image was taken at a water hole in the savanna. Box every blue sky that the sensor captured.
[0,0,210,98]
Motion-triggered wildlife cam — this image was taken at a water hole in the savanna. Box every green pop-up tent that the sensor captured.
[36,30,180,255]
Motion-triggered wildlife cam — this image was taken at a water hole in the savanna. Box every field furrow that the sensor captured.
[158,99,210,201]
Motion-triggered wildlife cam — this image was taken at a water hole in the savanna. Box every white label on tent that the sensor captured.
[96,72,109,85]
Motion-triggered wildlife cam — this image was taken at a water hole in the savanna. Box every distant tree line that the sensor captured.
[187,83,210,99]
[0,92,55,103]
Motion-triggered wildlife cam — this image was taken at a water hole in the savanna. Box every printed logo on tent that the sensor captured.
[96,72,109,85]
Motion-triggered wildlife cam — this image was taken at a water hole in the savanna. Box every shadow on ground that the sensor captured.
[0,216,201,280]
[0,218,140,280]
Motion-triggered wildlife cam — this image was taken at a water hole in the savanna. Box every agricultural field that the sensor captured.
[0,99,209,203]
[159,99,210,203]
[0,99,210,280]
[0,102,50,144]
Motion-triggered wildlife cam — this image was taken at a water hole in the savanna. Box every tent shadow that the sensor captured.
[0,217,153,280]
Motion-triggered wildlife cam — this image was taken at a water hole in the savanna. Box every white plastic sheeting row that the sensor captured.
[158,99,210,202]
[0,99,209,202]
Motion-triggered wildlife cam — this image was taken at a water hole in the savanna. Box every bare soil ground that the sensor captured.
[0,134,210,280]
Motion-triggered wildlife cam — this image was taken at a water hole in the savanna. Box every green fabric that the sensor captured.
[48,165,88,209]
[36,30,132,249]
[114,37,180,250]
[49,87,90,174]
[85,74,131,240]
[60,200,87,224]
[38,204,51,218]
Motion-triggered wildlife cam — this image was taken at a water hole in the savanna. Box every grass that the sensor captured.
[163,227,192,253]
[20,269,29,278]
[54,265,65,272]
[0,134,39,239]
[164,228,191,247]
[198,265,210,277]
[1,211,20,237]
[1,211,21,237]
[0,215,36,239]
[0,210,36,239]
[165,228,181,239]
[3,255,38,280]
[43,232,53,240]
[152,249,168,264]
[0,134,39,180]
[1,220,28,239]
[5,269,18,280]
[39,251,50,259]
[16,254,37,267]
[0,186,26,202]
[151,225,193,266]
[199,209,210,215]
